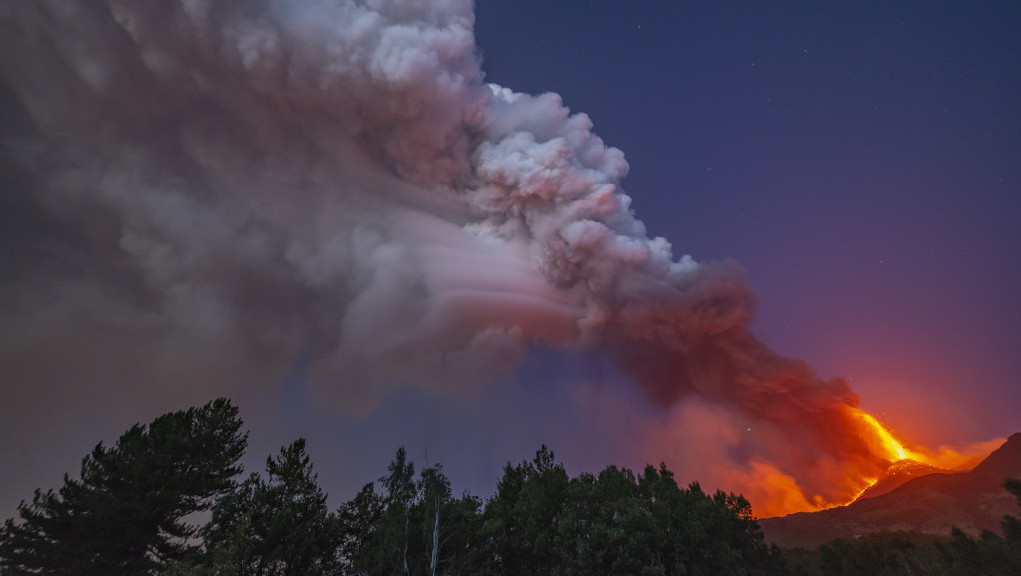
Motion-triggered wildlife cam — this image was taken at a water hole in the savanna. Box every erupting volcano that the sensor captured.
[744,407,1003,516]
[0,0,1013,521]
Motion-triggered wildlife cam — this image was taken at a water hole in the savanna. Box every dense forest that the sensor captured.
[1,399,1019,576]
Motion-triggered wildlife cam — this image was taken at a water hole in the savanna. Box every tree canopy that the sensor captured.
[0,398,246,576]
[201,438,344,576]
[3,399,1017,576]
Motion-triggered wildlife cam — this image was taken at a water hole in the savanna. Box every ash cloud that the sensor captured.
[2,0,889,510]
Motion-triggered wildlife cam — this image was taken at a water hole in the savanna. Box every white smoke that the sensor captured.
[1,0,683,397]
[1,0,888,510]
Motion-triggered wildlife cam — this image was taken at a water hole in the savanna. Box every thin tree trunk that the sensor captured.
[403,510,410,576]
[430,497,440,576]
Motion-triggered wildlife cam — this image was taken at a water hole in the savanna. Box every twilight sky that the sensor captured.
[1,1,1019,518]
[475,0,1021,441]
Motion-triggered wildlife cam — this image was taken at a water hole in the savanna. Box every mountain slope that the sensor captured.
[759,433,1021,548]
[853,459,948,500]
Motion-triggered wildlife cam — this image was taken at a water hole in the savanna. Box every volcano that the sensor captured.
[758,433,1021,548]
[852,459,950,501]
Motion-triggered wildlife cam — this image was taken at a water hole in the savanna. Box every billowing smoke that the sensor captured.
[1,0,897,511]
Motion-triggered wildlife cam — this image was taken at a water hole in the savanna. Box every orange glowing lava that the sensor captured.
[757,407,944,516]
[664,401,1005,519]
[854,410,915,463]
[841,408,937,503]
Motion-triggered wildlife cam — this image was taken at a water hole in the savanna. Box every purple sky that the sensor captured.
[1,1,1019,517]
[474,0,1021,439]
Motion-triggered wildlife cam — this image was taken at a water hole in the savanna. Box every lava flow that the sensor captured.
[799,406,926,511]
[843,409,923,503]
[823,407,1000,511]
[737,404,1007,518]
[855,410,914,463]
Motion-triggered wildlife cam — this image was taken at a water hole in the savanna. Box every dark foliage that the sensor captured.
[1003,478,1021,543]
[202,438,344,576]
[5,399,1018,576]
[480,447,786,576]
[783,479,1021,576]
[0,398,246,576]
[340,448,489,576]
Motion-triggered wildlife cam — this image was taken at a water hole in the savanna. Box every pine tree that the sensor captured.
[203,438,343,576]
[0,398,247,576]
[482,445,569,575]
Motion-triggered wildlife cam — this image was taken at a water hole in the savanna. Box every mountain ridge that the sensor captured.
[758,433,1021,548]
[852,459,948,501]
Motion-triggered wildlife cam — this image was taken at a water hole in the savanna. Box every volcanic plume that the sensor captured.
[0,1,979,514]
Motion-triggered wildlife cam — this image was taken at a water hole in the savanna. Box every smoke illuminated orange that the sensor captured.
[746,408,934,517]
[747,407,1002,517]
[659,399,1005,519]
[838,408,937,504]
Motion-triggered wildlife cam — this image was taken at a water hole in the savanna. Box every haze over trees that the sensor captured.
[1,399,1019,575]
[0,399,784,575]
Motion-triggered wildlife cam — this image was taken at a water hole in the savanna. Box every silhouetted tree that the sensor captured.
[482,445,569,575]
[203,438,342,576]
[338,482,386,574]
[1002,478,1021,542]
[340,450,489,576]
[0,399,246,576]
[482,448,784,576]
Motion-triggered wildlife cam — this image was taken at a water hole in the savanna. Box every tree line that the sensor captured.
[783,481,1021,576]
[781,518,1021,576]
[0,399,784,575]
[2,399,1019,575]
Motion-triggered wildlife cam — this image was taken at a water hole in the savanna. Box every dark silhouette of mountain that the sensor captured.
[759,433,1021,548]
